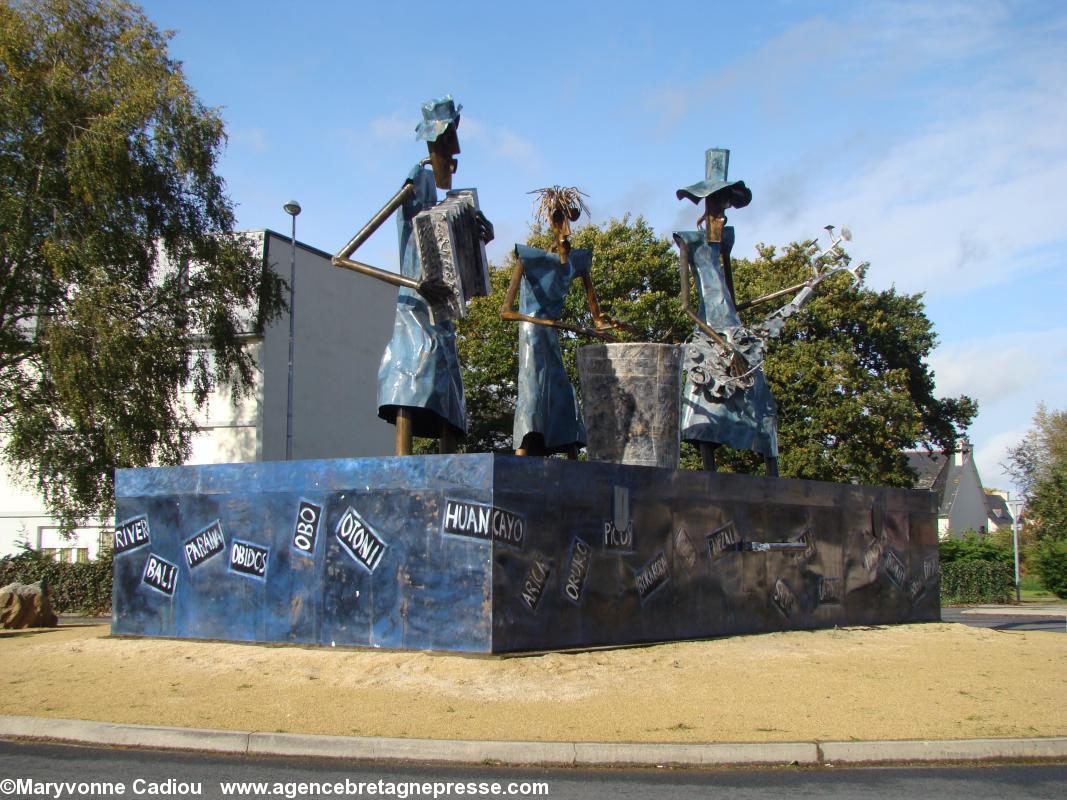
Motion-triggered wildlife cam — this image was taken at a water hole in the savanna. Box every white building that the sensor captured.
[906,438,1015,540]
[0,230,397,560]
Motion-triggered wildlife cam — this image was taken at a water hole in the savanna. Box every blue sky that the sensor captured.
[138,0,1066,493]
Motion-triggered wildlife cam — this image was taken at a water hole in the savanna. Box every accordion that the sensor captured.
[413,188,491,322]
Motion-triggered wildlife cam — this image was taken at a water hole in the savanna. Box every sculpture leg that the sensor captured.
[395,409,414,456]
[700,443,718,472]
[439,423,458,455]
[566,444,579,460]
[764,456,779,477]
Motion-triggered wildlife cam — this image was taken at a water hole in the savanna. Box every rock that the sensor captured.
[0,580,59,629]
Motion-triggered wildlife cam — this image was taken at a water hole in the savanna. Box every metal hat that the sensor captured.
[415,95,462,142]
[676,147,752,207]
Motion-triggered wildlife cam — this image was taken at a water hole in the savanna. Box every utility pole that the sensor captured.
[1008,497,1023,603]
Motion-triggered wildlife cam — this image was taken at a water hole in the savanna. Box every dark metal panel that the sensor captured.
[489,457,941,653]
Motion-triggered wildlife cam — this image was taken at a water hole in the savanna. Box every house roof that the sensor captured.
[907,451,947,491]
[984,492,1015,528]
[905,450,965,517]
[907,448,1017,530]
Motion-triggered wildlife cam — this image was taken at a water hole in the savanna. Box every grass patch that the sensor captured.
[1020,576,1067,604]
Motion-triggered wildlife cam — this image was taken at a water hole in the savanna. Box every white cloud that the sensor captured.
[929,327,1067,495]
[781,86,1067,298]
[369,112,413,144]
[974,429,1025,493]
[646,15,852,132]
[650,2,1067,299]
[460,116,542,174]
[929,328,1067,408]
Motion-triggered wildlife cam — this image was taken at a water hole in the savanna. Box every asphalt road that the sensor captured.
[1,741,1066,800]
[941,609,1067,633]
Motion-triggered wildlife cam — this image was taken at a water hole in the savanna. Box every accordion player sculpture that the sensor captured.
[333,95,493,456]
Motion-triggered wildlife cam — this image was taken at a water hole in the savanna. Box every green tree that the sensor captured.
[1030,537,1067,599]
[939,529,1013,565]
[0,0,285,530]
[718,241,976,484]
[1005,405,1067,505]
[1003,406,1067,596]
[1027,460,1067,542]
[456,217,976,487]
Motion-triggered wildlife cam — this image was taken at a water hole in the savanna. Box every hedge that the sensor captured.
[940,559,1014,605]
[1031,538,1067,599]
[939,530,1014,565]
[0,549,112,614]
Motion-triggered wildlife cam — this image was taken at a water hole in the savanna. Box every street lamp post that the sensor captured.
[283,200,301,461]
[1008,498,1023,603]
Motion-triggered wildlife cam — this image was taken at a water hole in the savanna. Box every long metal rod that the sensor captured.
[509,312,617,342]
[336,182,416,261]
[735,281,807,311]
[332,256,420,290]
[285,214,297,461]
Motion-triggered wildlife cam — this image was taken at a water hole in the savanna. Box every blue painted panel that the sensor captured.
[113,456,494,652]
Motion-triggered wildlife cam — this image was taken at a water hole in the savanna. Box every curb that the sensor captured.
[958,608,1067,618]
[1,716,1065,767]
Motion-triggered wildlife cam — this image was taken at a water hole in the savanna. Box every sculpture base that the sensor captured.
[112,455,939,654]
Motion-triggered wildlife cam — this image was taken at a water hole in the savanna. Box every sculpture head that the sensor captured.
[676,148,752,241]
[530,186,589,263]
[416,95,462,190]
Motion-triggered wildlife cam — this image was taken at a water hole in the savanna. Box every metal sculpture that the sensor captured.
[332,96,493,456]
[500,187,623,457]
[675,148,863,475]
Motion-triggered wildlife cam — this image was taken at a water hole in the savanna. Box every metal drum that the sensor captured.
[577,343,683,469]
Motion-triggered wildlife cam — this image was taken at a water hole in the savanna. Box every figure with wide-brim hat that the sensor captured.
[332,95,494,456]
[674,148,780,475]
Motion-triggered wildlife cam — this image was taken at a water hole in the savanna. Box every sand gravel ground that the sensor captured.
[1,622,1064,744]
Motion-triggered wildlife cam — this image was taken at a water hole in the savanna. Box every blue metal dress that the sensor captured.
[676,229,779,457]
[512,244,590,452]
[377,163,466,437]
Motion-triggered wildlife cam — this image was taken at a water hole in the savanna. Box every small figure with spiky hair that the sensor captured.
[500,187,623,457]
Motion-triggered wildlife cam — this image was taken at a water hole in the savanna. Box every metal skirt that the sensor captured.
[377,288,466,437]
[676,231,778,457]
[513,321,586,452]
[680,369,779,457]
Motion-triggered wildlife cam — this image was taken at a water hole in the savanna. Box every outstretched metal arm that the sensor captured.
[580,273,635,337]
[331,159,435,291]
[749,228,866,338]
[500,260,618,341]
[737,226,862,313]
